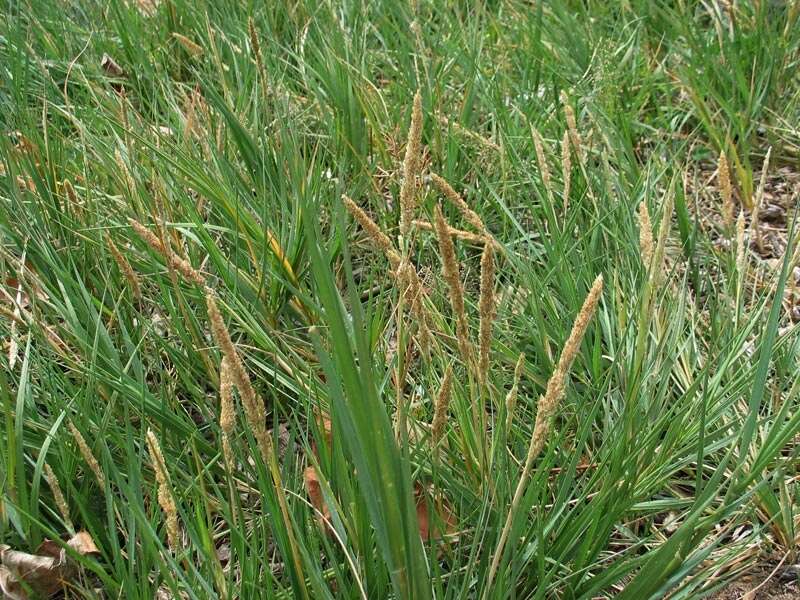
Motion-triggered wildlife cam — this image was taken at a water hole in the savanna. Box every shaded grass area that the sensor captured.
[1,0,800,598]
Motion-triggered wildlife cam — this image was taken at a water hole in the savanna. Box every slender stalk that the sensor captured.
[485,275,603,594]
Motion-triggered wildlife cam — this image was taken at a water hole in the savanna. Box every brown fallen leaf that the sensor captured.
[100,53,124,78]
[304,465,332,531]
[415,483,456,542]
[0,531,99,600]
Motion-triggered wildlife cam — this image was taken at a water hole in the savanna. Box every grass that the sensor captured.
[1,0,800,598]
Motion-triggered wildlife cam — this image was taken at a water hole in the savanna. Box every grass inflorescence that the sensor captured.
[2,1,800,598]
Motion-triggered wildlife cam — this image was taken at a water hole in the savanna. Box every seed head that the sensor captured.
[206,291,272,464]
[342,195,401,270]
[752,147,771,252]
[637,202,654,269]
[399,261,432,357]
[560,91,585,164]
[434,205,473,367]
[430,173,489,238]
[128,218,205,285]
[529,274,603,462]
[736,211,747,277]
[431,365,453,448]
[399,91,423,240]
[67,422,105,488]
[106,233,142,301]
[146,429,181,552]
[412,219,486,245]
[561,130,572,209]
[219,357,236,470]
[531,126,553,199]
[43,463,74,532]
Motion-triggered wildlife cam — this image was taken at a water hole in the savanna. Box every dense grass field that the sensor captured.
[2,0,800,598]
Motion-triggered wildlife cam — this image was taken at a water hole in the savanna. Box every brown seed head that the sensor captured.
[399,261,432,357]
[342,195,401,270]
[219,357,236,469]
[752,147,771,251]
[430,173,489,237]
[172,32,203,56]
[106,233,142,301]
[399,91,423,240]
[531,126,553,197]
[561,129,572,209]
[637,202,654,269]
[146,429,181,551]
[431,365,453,447]
[43,463,74,532]
[128,218,205,285]
[206,291,272,464]
[529,274,603,461]
[560,91,585,164]
[736,211,747,276]
[412,219,486,245]
[67,422,105,488]
[434,205,473,367]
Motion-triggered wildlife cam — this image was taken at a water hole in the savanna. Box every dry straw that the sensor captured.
[129,218,205,285]
[486,274,603,592]
[67,422,105,488]
[560,91,585,164]
[431,365,453,449]
[478,241,496,386]
[718,153,734,232]
[430,173,489,238]
[43,463,74,532]
[106,233,142,301]
[434,205,473,367]
[146,429,181,552]
[637,202,654,269]
[504,353,526,431]
[561,130,572,209]
[399,91,423,241]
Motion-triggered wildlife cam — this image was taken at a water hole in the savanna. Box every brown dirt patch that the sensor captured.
[709,563,800,599]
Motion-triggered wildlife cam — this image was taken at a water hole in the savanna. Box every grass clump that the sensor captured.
[2,1,800,598]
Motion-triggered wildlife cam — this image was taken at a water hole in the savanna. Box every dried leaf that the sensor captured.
[100,54,124,77]
[415,483,456,541]
[304,466,332,531]
[0,531,99,599]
